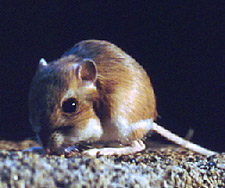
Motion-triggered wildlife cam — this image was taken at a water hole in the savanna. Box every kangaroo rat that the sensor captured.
[29,40,217,156]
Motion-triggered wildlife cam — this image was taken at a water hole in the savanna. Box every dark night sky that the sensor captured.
[1,1,224,152]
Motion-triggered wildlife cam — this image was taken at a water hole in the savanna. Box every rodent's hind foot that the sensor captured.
[82,140,146,156]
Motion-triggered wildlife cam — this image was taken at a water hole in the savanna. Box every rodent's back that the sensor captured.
[64,40,157,123]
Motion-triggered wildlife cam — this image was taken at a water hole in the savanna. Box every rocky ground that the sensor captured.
[0,140,224,188]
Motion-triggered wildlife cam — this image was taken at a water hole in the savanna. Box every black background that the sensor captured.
[1,1,224,152]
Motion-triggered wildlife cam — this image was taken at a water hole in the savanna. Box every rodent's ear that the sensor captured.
[38,58,48,70]
[77,59,97,82]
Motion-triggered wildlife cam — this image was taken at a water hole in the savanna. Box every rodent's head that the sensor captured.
[29,56,103,154]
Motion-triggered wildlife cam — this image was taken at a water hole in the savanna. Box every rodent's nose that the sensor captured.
[38,127,66,155]
[45,147,51,154]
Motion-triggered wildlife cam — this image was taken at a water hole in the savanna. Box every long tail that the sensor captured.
[152,122,218,156]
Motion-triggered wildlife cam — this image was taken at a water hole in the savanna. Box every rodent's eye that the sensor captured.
[62,98,77,113]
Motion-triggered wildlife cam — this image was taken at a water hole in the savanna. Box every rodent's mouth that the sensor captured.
[45,145,80,155]
[44,140,93,155]
[37,125,76,154]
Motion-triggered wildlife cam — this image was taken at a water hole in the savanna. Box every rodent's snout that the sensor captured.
[38,129,66,155]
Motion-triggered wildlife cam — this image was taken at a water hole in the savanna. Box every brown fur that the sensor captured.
[82,40,157,121]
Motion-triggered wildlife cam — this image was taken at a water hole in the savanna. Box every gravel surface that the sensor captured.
[0,140,224,188]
